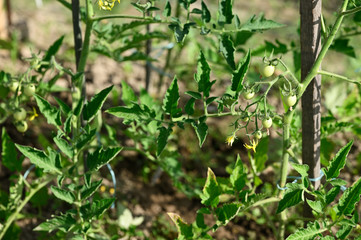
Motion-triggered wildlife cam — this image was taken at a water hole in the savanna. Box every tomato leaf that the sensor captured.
[157,126,172,156]
[286,221,323,240]
[34,95,62,126]
[194,51,212,97]
[219,34,236,70]
[337,177,361,216]
[83,85,113,121]
[276,183,303,213]
[200,168,221,208]
[324,140,353,180]
[2,127,22,171]
[162,76,181,117]
[218,0,233,25]
[15,144,62,174]
[87,147,122,172]
[51,186,75,204]
[231,49,251,93]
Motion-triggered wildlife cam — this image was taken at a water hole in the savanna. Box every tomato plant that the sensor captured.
[1,0,361,239]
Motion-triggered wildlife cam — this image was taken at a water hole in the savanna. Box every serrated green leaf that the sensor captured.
[2,128,21,171]
[162,76,181,117]
[168,213,194,239]
[185,91,202,99]
[291,163,309,177]
[51,186,75,204]
[206,96,218,105]
[168,22,193,43]
[230,155,246,191]
[87,147,122,172]
[325,140,353,180]
[337,177,361,216]
[192,121,208,147]
[286,221,323,240]
[75,128,97,150]
[53,137,73,158]
[219,34,236,70]
[194,51,211,97]
[34,212,76,232]
[216,203,241,224]
[185,98,196,115]
[15,144,61,174]
[106,104,151,121]
[306,199,323,213]
[64,114,72,134]
[200,168,221,208]
[81,180,102,200]
[34,95,62,126]
[39,35,64,72]
[201,1,211,23]
[53,97,71,115]
[336,224,352,239]
[80,198,115,220]
[163,0,171,17]
[329,178,348,187]
[326,186,340,205]
[218,0,233,24]
[239,13,285,32]
[254,136,268,172]
[121,81,137,106]
[276,183,303,213]
[231,49,250,93]
[83,85,113,121]
[157,127,172,156]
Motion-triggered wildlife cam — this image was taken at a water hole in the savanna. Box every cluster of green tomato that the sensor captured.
[241,64,298,139]
[8,81,37,133]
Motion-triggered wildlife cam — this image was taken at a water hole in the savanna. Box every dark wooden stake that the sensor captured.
[300,0,322,221]
[71,0,83,71]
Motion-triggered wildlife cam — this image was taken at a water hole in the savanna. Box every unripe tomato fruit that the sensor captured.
[24,84,36,97]
[242,90,255,100]
[261,65,275,78]
[9,82,20,92]
[15,121,28,133]
[14,108,27,121]
[285,94,297,107]
[255,131,263,140]
[262,117,273,129]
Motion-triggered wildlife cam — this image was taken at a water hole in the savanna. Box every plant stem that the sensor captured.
[318,70,361,85]
[278,110,294,240]
[0,176,54,239]
[298,0,350,97]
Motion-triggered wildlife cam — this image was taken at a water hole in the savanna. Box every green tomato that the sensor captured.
[14,108,27,121]
[285,94,297,107]
[15,121,28,133]
[9,82,20,92]
[255,130,263,140]
[24,84,36,97]
[242,90,255,100]
[261,65,275,78]
[262,117,273,129]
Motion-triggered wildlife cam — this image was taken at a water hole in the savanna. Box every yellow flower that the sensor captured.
[98,0,120,11]
[100,185,106,192]
[109,188,115,195]
[226,134,236,146]
[244,139,258,153]
[28,107,39,121]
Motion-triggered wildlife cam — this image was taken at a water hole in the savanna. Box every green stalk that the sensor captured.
[278,110,294,240]
[0,176,54,239]
[298,0,350,97]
